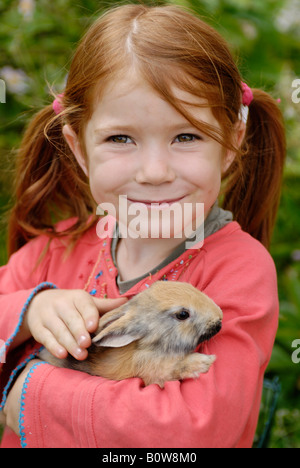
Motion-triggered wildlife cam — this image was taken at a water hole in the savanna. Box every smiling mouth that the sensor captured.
[127,196,186,206]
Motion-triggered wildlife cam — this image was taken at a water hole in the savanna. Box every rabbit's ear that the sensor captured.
[96,304,128,331]
[93,330,142,348]
[92,302,143,348]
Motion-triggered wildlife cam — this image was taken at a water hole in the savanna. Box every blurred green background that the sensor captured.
[0,0,300,447]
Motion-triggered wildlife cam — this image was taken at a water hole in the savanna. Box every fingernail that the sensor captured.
[75,347,85,357]
[86,319,97,331]
[78,335,89,346]
[56,347,66,358]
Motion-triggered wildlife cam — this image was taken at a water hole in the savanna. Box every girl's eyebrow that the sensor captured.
[94,125,136,136]
[94,123,202,136]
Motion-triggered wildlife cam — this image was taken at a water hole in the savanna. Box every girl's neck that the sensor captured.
[115,235,185,282]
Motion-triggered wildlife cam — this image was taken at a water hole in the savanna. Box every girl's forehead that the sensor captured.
[100,69,140,100]
[94,68,209,110]
[87,76,219,136]
[85,66,221,134]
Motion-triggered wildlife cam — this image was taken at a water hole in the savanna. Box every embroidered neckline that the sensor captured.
[82,235,201,298]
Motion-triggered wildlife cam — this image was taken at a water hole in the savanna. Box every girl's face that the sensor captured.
[64,71,236,240]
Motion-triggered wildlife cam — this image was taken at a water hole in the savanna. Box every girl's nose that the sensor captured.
[135,146,176,185]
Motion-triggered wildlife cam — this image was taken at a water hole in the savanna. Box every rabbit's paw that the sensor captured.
[178,353,216,380]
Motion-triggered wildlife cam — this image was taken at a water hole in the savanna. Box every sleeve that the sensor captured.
[0,237,57,409]
[18,239,279,448]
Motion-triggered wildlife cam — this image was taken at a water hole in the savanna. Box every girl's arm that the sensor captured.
[0,235,57,406]
[3,238,279,448]
[0,235,127,413]
[0,235,52,345]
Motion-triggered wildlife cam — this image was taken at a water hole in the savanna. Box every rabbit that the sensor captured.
[39,281,222,388]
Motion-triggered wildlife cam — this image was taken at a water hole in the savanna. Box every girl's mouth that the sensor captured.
[127,196,186,208]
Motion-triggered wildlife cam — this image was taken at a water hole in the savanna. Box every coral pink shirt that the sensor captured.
[0,219,278,448]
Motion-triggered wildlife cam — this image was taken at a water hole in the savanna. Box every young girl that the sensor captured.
[1,4,285,448]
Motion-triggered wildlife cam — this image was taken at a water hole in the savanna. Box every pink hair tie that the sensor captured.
[52,93,64,115]
[239,82,253,123]
[241,82,253,106]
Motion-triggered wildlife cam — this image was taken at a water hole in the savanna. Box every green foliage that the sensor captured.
[0,0,299,448]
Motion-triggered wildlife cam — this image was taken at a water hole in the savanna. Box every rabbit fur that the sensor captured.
[39,281,222,388]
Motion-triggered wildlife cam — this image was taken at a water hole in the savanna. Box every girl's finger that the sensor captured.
[73,292,102,333]
[44,314,88,360]
[36,327,68,360]
[55,306,92,351]
[92,296,128,316]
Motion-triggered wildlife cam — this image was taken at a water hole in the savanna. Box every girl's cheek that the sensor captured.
[187,161,222,188]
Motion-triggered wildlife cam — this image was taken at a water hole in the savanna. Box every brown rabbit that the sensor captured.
[39,281,222,388]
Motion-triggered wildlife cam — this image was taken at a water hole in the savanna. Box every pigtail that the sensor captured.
[222,89,286,248]
[8,104,96,256]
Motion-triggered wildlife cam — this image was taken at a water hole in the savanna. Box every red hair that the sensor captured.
[8,4,286,254]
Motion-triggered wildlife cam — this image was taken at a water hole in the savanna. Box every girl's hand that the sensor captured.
[24,289,128,360]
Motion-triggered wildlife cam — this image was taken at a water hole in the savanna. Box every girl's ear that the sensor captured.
[222,120,246,173]
[63,124,89,177]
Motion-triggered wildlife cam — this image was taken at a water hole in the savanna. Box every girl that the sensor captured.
[1,4,285,448]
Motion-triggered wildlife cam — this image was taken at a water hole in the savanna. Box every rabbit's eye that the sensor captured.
[175,308,190,321]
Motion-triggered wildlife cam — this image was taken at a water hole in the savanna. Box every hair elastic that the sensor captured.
[239,82,253,124]
[52,93,64,115]
[241,82,253,107]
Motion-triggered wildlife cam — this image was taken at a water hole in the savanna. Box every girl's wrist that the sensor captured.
[9,292,41,351]
[9,313,32,351]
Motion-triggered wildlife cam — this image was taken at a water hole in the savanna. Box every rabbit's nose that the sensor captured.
[197,319,222,345]
[212,320,222,335]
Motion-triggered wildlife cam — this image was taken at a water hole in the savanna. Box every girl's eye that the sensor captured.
[175,134,201,143]
[108,135,132,144]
